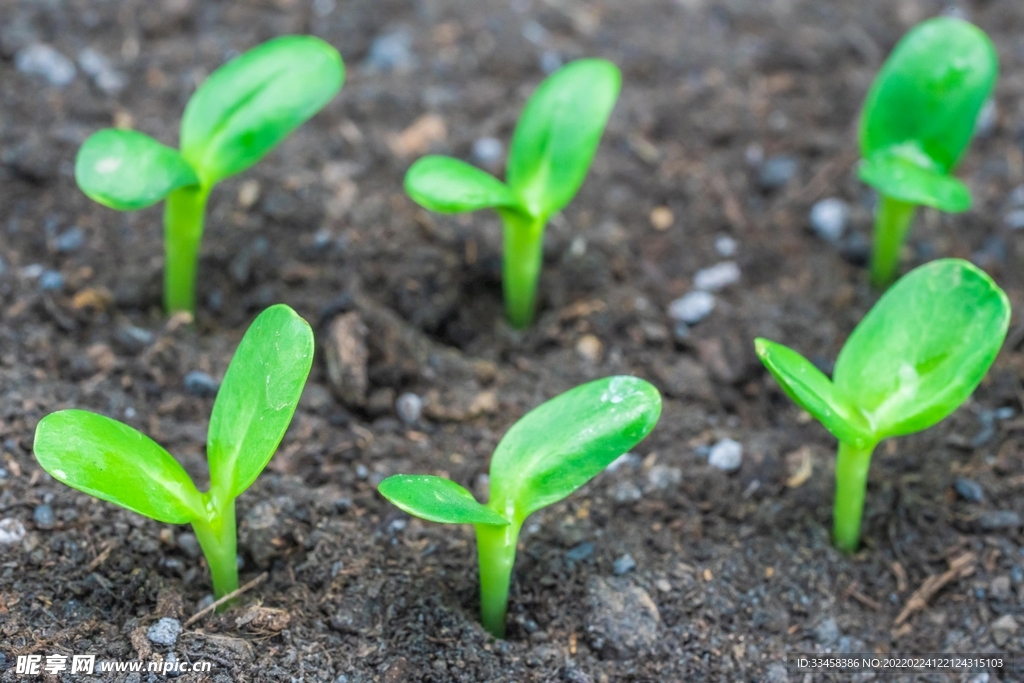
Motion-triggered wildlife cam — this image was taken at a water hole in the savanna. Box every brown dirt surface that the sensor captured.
[2,0,1024,680]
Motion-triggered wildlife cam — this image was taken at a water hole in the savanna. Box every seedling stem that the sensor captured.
[191,498,239,601]
[869,196,916,289]
[475,521,521,638]
[833,441,875,553]
[164,186,210,313]
[501,211,545,329]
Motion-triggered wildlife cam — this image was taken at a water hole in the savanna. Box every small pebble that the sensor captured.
[114,325,154,354]
[16,43,75,86]
[183,371,219,398]
[990,614,1017,647]
[708,438,742,472]
[21,263,44,279]
[693,261,740,291]
[565,542,594,564]
[176,532,201,558]
[147,618,182,646]
[1009,185,1024,207]
[540,50,562,74]
[33,504,55,529]
[38,270,64,291]
[77,47,126,94]
[355,464,369,480]
[1004,209,1024,230]
[646,465,682,490]
[975,98,996,137]
[668,291,715,324]
[814,617,840,645]
[650,206,673,231]
[758,155,798,190]
[1012,565,1024,584]
[764,662,789,683]
[576,334,603,363]
[954,477,984,503]
[471,137,503,168]
[979,510,1021,531]
[612,481,642,503]
[395,392,423,425]
[364,30,416,72]
[715,235,737,257]
[613,553,636,575]
[0,518,26,544]
[809,198,850,242]
[55,227,84,253]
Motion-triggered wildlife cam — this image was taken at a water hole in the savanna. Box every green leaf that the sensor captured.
[405,156,523,213]
[181,35,344,185]
[75,129,200,210]
[754,338,874,448]
[858,143,971,212]
[33,410,204,524]
[378,475,510,526]
[506,59,621,219]
[834,258,1009,439]
[859,17,997,174]
[207,304,314,499]
[487,376,661,522]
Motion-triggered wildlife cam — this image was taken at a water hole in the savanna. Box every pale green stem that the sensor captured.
[474,520,522,638]
[498,210,546,329]
[163,185,211,314]
[191,496,238,607]
[869,195,917,289]
[833,440,877,553]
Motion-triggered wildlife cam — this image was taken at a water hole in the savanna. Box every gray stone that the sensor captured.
[364,30,416,72]
[16,43,75,86]
[991,575,1011,600]
[565,542,594,564]
[990,614,1017,647]
[814,616,840,645]
[1004,209,1024,230]
[33,504,55,530]
[810,198,850,242]
[613,554,636,575]
[975,98,996,137]
[176,532,201,558]
[471,137,503,169]
[55,227,84,253]
[114,326,154,354]
[693,261,740,291]
[39,270,64,291]
[78,48,126,94]
[759,155,798,189]
[715,235,737,257]
[612,481,642,503]
[708,438,742,472]
[667,291,715,324]
[980,510,1021,530]
[0,518,26,545]
[646,465,681,490]
[954,477,983,503]
[324,312,369,408]
[395,392,422,425]
[764,662,789,683]
[146,617,182,647]
[183,371,219,398]
[585,576,660,659]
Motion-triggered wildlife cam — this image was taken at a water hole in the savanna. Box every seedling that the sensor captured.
[75,36,344,314]
[858,17,997,288]
[755,259,1009,552]
[34,304,314,601]
[378,376,660,637]
[404,59,620,328]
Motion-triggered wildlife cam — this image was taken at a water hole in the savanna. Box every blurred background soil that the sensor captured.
[2,0,1024,680]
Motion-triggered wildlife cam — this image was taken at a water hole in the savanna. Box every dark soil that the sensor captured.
[2,0,1024,680]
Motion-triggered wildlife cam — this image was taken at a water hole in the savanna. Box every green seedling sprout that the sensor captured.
[755,259,1009,552]
[33,304,314,602]
[378,376,660,638]
[858,17,997,288]
[404,59,621,328]
[75,36,344,314]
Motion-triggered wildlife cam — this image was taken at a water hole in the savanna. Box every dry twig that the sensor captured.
[894,552,975,626]
[184,573,269,628]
